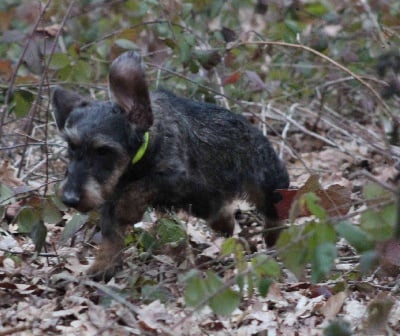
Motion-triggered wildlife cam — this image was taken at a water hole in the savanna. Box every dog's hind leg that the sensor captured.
[207,202,236,237]
[247,186,284,247]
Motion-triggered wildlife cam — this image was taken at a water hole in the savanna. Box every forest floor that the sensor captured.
[1,1,400,335]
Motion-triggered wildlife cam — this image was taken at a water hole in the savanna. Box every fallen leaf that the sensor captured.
[0,59,13,81]
[222,71,241,86]
[315,184,352,217]
[36,24,62,37]
[0,160,23,186]
[275,176,351,220]
[275,188,298,220]
[320,291,347,319]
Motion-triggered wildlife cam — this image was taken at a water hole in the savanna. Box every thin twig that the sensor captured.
[0,0,52,139]
[83,280,141,314]
[359,0,389,48]
[349,170,397,193]
[0,248,59,258]
[17,1,75,178]
[0,325,30,336]
[235,40,396,123]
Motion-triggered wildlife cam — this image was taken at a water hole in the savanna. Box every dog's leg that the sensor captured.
[87,203,126,281]
[207,203,236,237]
[247,186,284,246]
[88,182,153,281]
[88,234,125,282]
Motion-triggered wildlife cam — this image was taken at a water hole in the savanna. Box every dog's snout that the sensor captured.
[62,190,81,208]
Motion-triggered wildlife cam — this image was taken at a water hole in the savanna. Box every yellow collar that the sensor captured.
[132,131,149,164]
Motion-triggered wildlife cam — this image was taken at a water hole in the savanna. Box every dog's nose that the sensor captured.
[62,191,81,208]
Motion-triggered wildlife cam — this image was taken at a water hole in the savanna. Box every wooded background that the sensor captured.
[0,1,400,335]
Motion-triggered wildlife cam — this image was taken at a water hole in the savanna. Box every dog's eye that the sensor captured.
[68,143,78,152]
[95,146,112,156]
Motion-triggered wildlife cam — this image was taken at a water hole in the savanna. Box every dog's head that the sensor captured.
[52,51,153,212]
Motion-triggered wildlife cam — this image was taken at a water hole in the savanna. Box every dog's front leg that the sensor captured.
[87,202,125,281]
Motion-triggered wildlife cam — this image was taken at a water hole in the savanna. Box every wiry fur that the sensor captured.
[52,51,289,281]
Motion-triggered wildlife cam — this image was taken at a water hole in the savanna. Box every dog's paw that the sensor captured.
[87,239,124,281]
[87,261,122,282]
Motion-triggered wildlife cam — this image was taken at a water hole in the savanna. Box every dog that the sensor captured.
[52,51,289,280]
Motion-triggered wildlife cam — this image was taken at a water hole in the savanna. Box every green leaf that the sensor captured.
[181,3,193,16]
[14,89,34,118]
[209,0,224,18]
[221,237,238,255]
[42,199,62,224]
[324,319,352,336]
[55,64,72,81]
[30,220,47,252]
[206,271,240,315]
[71,60,92,82]
[141,284,171,303]
[0,183,14,204]
[363,182,391,200]
[360,204,396,241]
[50,194,68,212]
[114,39,137,50]
[305,3,329,17]
[276,226,308,278]
[284,18,304,34]
[155,217,186,245]
[336,221,374,252]
[303,192,327,220]
[179,39,192,64]
[178,34,196,65]
[258,278,273,297]
[184,271,208,307]
[251,254,281,278]
[209,286,241,315]
[17,207,40,234]
[185,271,241,315]
[311,242,336,283]
[60,213,88,244]
[359,250,379,275]
[193,50,221,70]
[0,206,4,221]
[188,59,200,74]
[155,22,170,38]
[48,53,70,70]
[245,273,252,296]
[138,230,159,251]
[204,270,224,292]
[307,221,337,258]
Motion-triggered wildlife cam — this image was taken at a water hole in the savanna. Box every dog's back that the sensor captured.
[149,89,289,220]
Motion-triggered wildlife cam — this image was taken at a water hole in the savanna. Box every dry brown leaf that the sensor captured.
[298,175,321,194]
[315,184,352,217]
[36,24,62,37]
[0,59,13,81]
[137,300,174,333]
[275,175,351,219]
[222,71,241,86]
[0,160,23,186]
[319,291,347,319]
[87,303,108,329]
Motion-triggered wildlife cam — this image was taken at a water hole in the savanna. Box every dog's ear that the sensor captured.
[108,51,153,130]
[52,87,90,130]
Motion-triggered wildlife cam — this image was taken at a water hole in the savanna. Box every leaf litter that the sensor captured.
[1,1,400,335]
